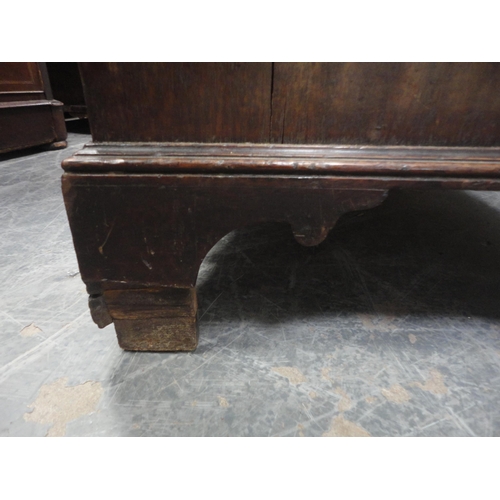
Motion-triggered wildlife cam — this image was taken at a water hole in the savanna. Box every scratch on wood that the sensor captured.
[141,258,153,270]
[98,220,115,255]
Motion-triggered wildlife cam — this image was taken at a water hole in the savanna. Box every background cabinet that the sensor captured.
[0,62,67,154]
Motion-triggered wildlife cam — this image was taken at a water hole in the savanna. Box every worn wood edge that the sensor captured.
[114,317,199,351]
[0,99,65,110]
[61,143,500,177]
[61,172,500,191]
[74,142,500,158]
[89,294,113,328]
[104,287,197,320]
[88,288,199,350]
[43,141,67,150]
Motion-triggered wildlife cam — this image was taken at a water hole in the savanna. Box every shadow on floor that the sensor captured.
[196,189,500,324]
[0,143,56,162]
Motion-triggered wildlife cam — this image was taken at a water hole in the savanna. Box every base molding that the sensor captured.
[0,99,67,153]
[63,142,500,178]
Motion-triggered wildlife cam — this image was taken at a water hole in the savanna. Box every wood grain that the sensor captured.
[270,63,500,146]
[79,63,272,143]
[62,173,389,288]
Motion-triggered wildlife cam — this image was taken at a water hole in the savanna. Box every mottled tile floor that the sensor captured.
[2,124,500,436]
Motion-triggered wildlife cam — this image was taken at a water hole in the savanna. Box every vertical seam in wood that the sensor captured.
[269,62,275,142]
[281,95,287,144]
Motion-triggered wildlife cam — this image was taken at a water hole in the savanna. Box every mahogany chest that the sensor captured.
[62,63,500,351]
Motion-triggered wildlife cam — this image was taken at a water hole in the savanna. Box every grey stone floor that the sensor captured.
[2,125,500,436]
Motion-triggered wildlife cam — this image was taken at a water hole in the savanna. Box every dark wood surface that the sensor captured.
[0,62,44,95]
[62,174,389,288]
[79,63,272,143]
[46,62,86,117]
[63,62,500,351]
[271,63,500,146]
[0,62,67,153]
[78,63,500,146]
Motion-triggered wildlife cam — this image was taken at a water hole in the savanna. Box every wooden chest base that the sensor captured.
[62,143,500,351]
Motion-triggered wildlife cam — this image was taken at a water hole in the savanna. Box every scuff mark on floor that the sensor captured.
[218,396,229,407]
[271,366,306,385]
[20,323,42,337]
[414,369,448,395]
[381,384,411,403]
[408,334,417,344]
[323,416,371,437]
[23,377,103,437]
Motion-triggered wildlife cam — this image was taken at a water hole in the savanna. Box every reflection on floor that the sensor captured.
[1,127,500,436]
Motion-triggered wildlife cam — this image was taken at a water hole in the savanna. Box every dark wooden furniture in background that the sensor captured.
[0,62,67,153]
[62,63,500,351]
[46,63,87,118]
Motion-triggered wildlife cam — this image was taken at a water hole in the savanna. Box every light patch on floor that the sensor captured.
[358,313,395,332]
[23,377,103,436]
[381,384,411,403]
[323,416,371,437]
[321,367,333,382]
[272,366,306,385]
[218,396,229,407]
[414,369,448,395]
[335,388,352,412]
[408,334,417,344]
[20,323,42,337]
